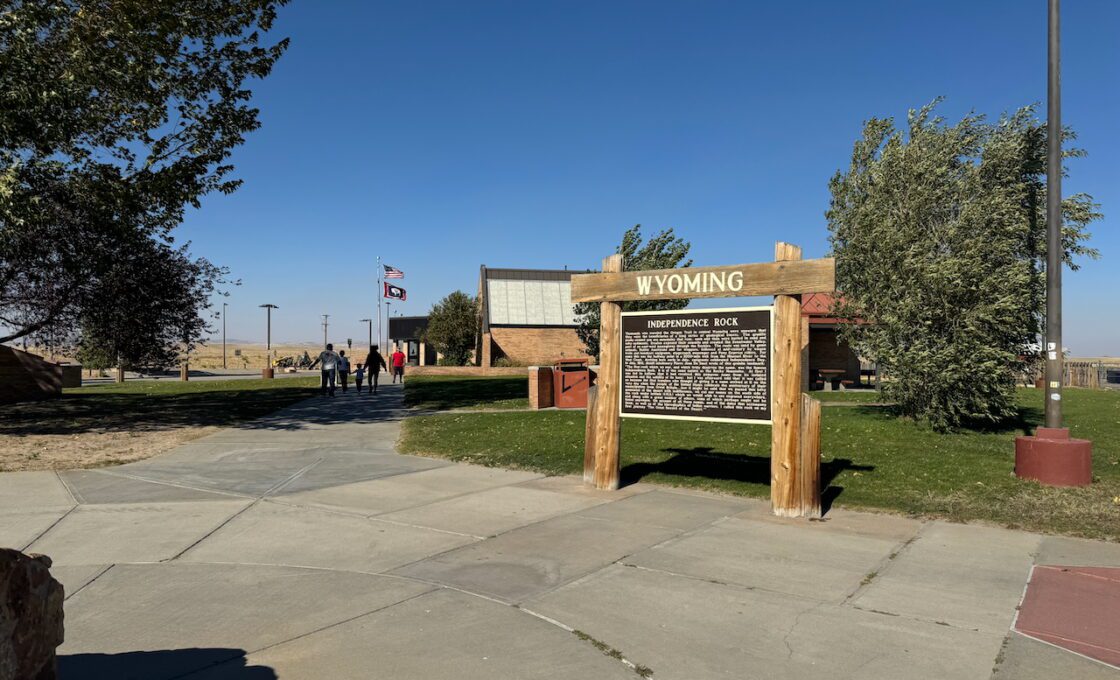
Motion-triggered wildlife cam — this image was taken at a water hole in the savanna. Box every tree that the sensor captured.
[426,291,479,366]
[827,101,1100,430]
[575,225,693,358]
[0,0,288,350]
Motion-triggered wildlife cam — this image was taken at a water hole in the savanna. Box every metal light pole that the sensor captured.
[1044,0,1063,429]
[321,314,330,347]
[259,304,278,378]
[222,302,228,370]
[1013,0,1091,486]
[360,318,372,348]
[385,302,392,350]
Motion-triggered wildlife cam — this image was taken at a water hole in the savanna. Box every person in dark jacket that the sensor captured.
[363,345,388,394]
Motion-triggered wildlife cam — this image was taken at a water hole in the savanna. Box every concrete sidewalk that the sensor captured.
[3,384,1118,679]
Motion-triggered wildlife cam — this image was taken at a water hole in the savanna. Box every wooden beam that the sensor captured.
[570,258,835,304]
[583,384,598,484]
[798,393,822,518]
[771,242,804,517]
[592,253,624,490]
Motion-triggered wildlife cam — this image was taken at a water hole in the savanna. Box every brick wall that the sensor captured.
[488,327,591,366]
[0,346,63,404]
[407,366,528,377]
[808,328,861,382]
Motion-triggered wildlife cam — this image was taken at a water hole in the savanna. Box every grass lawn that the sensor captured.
[2,376,320,471]
[400,380,1120,541]
[403,375,529,411]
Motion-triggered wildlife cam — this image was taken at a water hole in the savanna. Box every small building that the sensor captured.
[388,315,438,366]
[0,345,64,404]
[802,293,869,390]
[477,266,593,367]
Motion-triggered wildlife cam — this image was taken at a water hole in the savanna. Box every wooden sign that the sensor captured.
[571,258,835,304]
[621,308,772,423]
[582,242,831,519]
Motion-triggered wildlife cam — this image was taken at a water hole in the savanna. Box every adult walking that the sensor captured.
[364,345,387,394]
[391,345,406,383]
[308,343,340,397]
[337,350,351,392]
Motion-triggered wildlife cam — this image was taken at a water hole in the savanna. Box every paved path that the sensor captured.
[4,384,1118,679]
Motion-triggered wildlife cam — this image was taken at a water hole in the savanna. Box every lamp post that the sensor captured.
[385,302,392,351]
[1013,0,1091,486]
[222,302,228,370]
[259,304,278,378]
[321,314,330,347]
[360,318,372,349]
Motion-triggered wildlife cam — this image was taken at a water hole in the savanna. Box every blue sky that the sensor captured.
[183,0,1119,355]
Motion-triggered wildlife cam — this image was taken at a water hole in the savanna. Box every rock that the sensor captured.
[0,548,64,680]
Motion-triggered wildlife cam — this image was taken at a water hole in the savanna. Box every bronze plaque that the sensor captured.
[620,307,772,423]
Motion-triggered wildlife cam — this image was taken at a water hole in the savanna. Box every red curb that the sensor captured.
[1015,565,1120,668]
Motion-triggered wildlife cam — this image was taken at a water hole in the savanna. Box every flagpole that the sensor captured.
[377,255,382,355]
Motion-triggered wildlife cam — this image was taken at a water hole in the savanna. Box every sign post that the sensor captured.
[571,242,834,517]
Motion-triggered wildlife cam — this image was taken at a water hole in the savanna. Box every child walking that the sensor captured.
[354,363,365,394]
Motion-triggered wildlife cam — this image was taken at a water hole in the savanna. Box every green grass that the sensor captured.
[3,377,321,437]
[400,386,1120,540]
[814,389,890,403]
[404,375,529,411]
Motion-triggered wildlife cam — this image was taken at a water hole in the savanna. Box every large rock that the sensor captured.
[0,549,64,680]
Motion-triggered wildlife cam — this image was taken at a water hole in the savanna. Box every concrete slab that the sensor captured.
[274,464,539,516]
[391,514,678,603]
[50,563,110,599]
[179,500,476,573]
[527,563,1003,680]
[378,484,610,537]
[0,507,73,551]
[59,469,236,504]
[1035,535,1120,567]
[59,562,434,680]
[192,588,636,680]
[119,449,325,497]
[0,471,73,509]
[991,632,1120,679]
[575,488,749,531]
[514,474,652,499]
[626,515,901,603]
[267,451,448,495]
[852,522,1040,633]
[26,500,251,565]
[737,503,925,543]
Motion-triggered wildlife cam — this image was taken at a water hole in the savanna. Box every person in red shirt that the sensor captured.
[391,346,406,383]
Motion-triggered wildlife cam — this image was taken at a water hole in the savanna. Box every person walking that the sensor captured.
[391,346,406,383]
[364,345,387,394]
[308,343,340,397]
[354,363,365,393]
[337,350,351,392]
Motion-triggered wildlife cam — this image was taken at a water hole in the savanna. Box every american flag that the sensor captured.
[383,264,404,279]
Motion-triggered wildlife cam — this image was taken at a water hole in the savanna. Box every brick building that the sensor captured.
[476,266,593,367]
[801,292,869,390]
[388,315,438,366]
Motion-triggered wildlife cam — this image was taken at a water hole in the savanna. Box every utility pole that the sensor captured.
[1013,0,1091,486]
[259,304,278,366]
[322,314,330,347]
[360,318,372,348]
[1044,0,1063,429]
[222,302,228,370]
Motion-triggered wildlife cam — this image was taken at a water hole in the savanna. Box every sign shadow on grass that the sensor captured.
[59,648,275,679]
[621,447,873,515]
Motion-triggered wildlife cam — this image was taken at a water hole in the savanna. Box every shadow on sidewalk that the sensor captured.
[59,648,275,679]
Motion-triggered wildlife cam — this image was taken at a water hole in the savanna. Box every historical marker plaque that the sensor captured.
[620,307,772,423]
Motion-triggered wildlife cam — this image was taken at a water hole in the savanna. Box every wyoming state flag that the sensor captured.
[384,283,406,301]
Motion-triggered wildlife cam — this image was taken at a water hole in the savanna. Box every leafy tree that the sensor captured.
[828,101,1100,430]
[576,225,693,358]
[0,0,288,352]
[426,291,479,366]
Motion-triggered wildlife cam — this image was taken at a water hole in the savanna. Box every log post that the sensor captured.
[592,253,624,490]
[799,393,822,518]
[583,385,598,484]
[771,242,805,516]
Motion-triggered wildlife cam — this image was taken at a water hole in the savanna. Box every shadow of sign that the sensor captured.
[59,648,275,680]
[621,446,873,515]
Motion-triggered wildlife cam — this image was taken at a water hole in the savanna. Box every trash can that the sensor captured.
[552,358,590,409]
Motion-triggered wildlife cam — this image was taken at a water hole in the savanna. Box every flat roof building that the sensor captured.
[477,266,593,367]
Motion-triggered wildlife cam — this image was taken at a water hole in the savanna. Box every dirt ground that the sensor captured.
[1,426,219,472]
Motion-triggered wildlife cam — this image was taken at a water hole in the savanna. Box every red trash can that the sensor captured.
[552,359,590,409]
